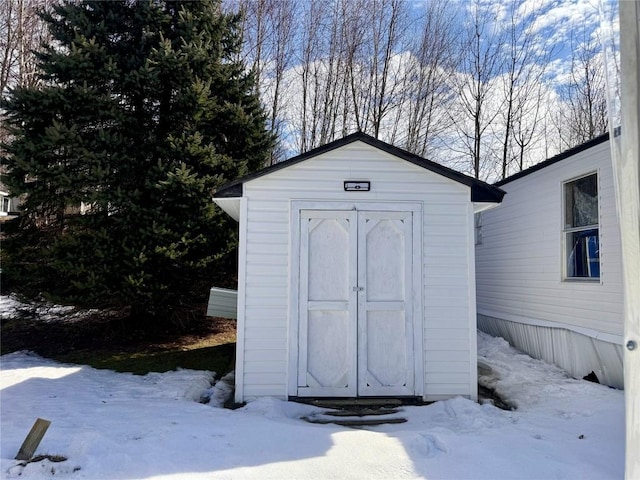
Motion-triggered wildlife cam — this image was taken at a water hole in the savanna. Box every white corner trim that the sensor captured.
[234,197,248,403]
[467,202,479,401]
[287,200,301,397]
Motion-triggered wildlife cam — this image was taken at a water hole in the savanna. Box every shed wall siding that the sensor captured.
[475,141,624,340]
[237,142,475,400]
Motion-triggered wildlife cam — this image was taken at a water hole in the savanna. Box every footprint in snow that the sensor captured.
[412,433,448,458]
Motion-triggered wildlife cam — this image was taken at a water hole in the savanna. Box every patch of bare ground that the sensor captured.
[1,303,237,374]
[147,317,237,352]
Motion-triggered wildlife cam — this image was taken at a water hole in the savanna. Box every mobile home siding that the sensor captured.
[475,140,624,387]
[238,142,477,401]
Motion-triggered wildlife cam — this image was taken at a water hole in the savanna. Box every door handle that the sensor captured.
[352,286,365,292]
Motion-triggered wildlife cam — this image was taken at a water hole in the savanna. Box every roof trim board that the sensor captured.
[495,133,610,186]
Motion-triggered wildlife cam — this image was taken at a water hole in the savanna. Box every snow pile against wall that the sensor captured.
[478,315,623,388]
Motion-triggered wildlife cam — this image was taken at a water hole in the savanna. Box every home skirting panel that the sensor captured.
[478,314,624,389]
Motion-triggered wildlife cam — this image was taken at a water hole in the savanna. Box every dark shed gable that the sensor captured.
[495,133,610,187]
[214,132,505,203]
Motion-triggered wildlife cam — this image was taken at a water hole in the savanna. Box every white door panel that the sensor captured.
[297,208,417,397]
[358,211,414,396]
[298,210,357,396]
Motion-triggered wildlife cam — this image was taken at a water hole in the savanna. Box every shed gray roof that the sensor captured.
[214,132,505,203]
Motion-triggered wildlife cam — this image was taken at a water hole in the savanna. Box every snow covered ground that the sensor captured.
[1,329,624,479]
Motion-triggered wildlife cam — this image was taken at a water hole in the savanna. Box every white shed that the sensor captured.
[213,133,504,403]
[475,134,625,388]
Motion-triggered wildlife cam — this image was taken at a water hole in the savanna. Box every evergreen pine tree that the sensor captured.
[1,0,272,325]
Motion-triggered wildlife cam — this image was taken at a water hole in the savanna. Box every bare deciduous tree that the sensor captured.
[344,0,409,139]
[557,28,608,149]
[235,0,298,163]
[401,0,459,157]
[1,0,51,95]
[499,0,555,178]
[225,0,616,177]
[365,0,407,139]
[296,0,347,152]
[449,0,505,179]
[1,0,52,152]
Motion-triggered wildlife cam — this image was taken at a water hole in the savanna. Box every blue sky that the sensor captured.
[412,0,619,87]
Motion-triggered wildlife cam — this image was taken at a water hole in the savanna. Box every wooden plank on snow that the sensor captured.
[15,418,51,461]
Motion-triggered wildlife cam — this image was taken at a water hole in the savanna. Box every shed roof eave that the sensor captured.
[473,201,502,214]
[470,184,506,203]
[213,197,241,222]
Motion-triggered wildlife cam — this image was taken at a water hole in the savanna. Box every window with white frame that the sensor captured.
[563,173,599,279]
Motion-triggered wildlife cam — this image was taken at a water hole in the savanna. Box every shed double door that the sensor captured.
[297,208,416,397]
